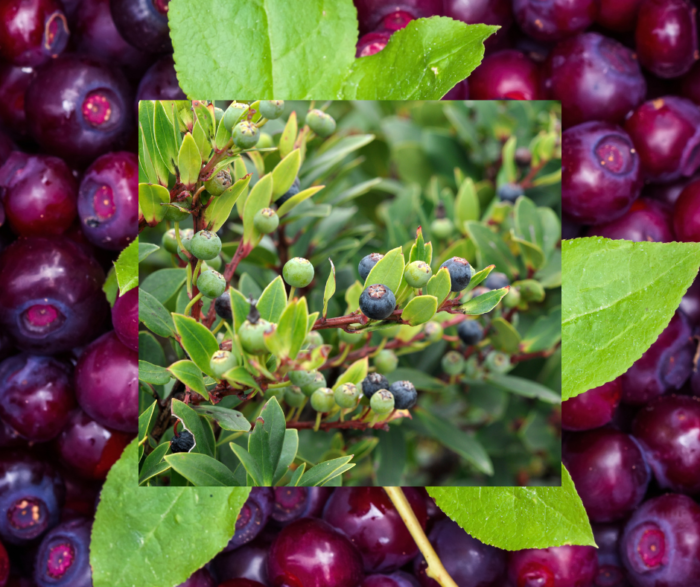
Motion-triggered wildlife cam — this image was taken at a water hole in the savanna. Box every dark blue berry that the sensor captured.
[276,176,300,206]
[497,183,524,203]
[170,430,195,454]
[389,380,417,410]
[271,487,332,524]
[439,257,472,292]
[362,372,390,400]
[215,291,233,322]
[359,284,396,320]
[358,253,383,281]
[34,517,92,587]
[483,271,510,290]
[457,320,483,346]
[224,488,274,551]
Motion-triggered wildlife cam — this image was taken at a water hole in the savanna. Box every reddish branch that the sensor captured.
[286,420,391,431]
[519,161,547,189]
[510,346,559,364]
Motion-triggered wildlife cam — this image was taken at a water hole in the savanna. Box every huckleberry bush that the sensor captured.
[138,100,562,487]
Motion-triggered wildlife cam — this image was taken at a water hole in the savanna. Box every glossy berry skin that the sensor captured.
[625,97,700,183]
[0,354,76,443]
[469,50,544,101]
[363,572,419,587]
[360,284,397,320]
[272,487,331,524]
[483,272,509,290]
[635,0,698,79]
[267,517,364,587]
[110,0,172,54]
[218,580,263,587]
[354,0,442,34]
[592,523,627,587]
[444,0,513,48]
[323,487,427,573]
[673,179,700,242]
[0,63,35,139]
[595,0,644,31]
[440,257,472,291]
[457,320,483,345]
[33,518,92,587]
[215,291,233,322]
[680,62,700,107]
[197,270,226,299]
[497,183,524,203]
[275,176,300,206]
[75,331,138,433]
[0,539,7,587]
[25,56,134,166]
[562,379,622,431]
[632,395,700,495]
[0,0,69,66]
[213,539,269,585]
[78,151,138,250]
[0,451,65,545]
[544,33,646,128]
[0,237,108,354]
[587,197,674,242]
[170,429,195,453]
[389,380,417,410]
[562,121,642,224]
[226,488,274,551]
[413,518,505,587]
[508,545,598,587]
[513,0,597,41]
[362,373,390,400]
[112,287,138,352]
[563,428,650,522]
[0,153,78,237]
[177,569,215,587]
[620,494,700,587]
[283,257,314,288]
[356,31,392,57]
[57,409,132,480]
[136,55,186,102]
[620,311,693,405]
[359,253,383,280]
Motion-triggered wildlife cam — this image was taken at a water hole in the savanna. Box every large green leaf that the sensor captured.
[139,183,169,225]
[168,361,209,400]
[139,289,175,337]
[173,314,220,377]
[193,405,251,432]
[465,221,520,280]
[402,295,437,326]
[487,374,560,404]
[460,287,508,315]
[248,397,287,486]
[165,453,239,486]
[365,246,404,294]
[257,276,287,324]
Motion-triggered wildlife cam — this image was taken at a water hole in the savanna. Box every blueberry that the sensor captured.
[254,207,279,234]
[233,121,260,149]
[362,372,390,400]
[110,0,172,54]
[215,290,233,322]
[483,271,510,290]
[210,350,238,379]
[334,383,360,409]
[374,349,398,374]
[359,284,397,320]
[271,487,333,524]
[440,257,472,292]
[34,517,92,587]
[370,389,395,415]
[389,380,417,410]
[276,176,300,206]
[358,253,383,280]
[136,55,186,102]
[170,429,195,454]
[497,183,524,203]
[442,351,465,376]
[283,257,314,288]
[404,261,432,288]
[190,230,222,261]
[311,388,335,412]
[205,168,233,196]
[197,270,226,299]
[112,287,138,352]
[225,488,274,551]
[457,320,483,346]
[260,100,285,120]
[515,147,532,167]
[305,109,336,137]
[301,372,326,397]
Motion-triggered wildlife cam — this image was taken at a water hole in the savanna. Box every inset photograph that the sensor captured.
[138,99,562,487]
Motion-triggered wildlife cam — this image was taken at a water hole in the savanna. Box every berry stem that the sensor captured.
[384,487,458,587]
[184,292,203,316]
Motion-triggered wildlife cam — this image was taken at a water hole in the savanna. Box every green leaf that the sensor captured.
[103,267,118,307]
[138,401,158,443]
[279,111,298,159]
[139,183,170,225]
[139,101,169,185]
[489,317,522,354]
[139,289,175,337]
[138,443,171,484]
[249,397,287,486]
[521,307,561,353]
[277,185,325,217]
[139,242,160,263]
[454,177,479,234]
[465,221,520,280]
[539,207,561,260]
[193,103,215,139]
[332,357,369,391]
[173,314,220,378]
[375,426,406,486]
[460,287,508,315]
[141,268,186,305]
[345,280,363,313]
[273,429,299,485]
[138,361,172,385]
[171,398,215,455]
[465,264,494,292]
[214,114,232,150]
[170,0,358,99]
[533,168,562,187]
[272,149,301,198]
[193,405,251,432]
[154,101,178,174]
[165,453,239,486]
[168,361,209,400]
[323,259,336,319]
[427,466,594,551]
[488,374,560,404]
[229,443,263,486]
[341,19,497,99]
[204,174,250,233]
[223,366,261,392]
[178,132,201,187]
[91,441,250,587]
[425,267,451,307]
[287,463,306,486]
[114,239,138,294]
[500,136,517,184]
[512,235,545,271]
[563,239,700,400]
[242,173,273,246]
[514,196,544,249]
[365,246,404,294]
[402,295,437,326]
[230,287,250,331]
[300,456,355,486]
[257,276,287,324]
[192,120,211,160]
[413,408,493,475]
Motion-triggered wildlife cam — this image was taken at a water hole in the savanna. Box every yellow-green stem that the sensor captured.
[211,321,225,336]
[384,487,457,587]
[192,259,203,286]
[185,293,203,316]
[313,412,322,432]
[288,287,296,302]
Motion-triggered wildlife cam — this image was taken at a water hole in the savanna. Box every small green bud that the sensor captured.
[374,349,398,374]
[259,100,285,120]
[485,351,511,374]
[301,371,326,397]
[284,385,306,408]
[190,230,222,261]
[423,321,444,343]
[197,270,226,298]
[210,350,238,379]
[233,121,260,149]
[442,351,465,376]
[254,208,279,234]
[334,383,360,409]
[310,387,335,412]
[370,389,394,415]
[404,260,433,288]
[283,257,314,288]
[305,109,336,137]
[204,168,232,196]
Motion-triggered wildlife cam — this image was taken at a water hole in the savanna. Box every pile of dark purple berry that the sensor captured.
[0,0,146,585]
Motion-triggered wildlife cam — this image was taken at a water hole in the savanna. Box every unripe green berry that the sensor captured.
[283,257,314,288]
[210,350,238,379]
[205,168,233,196]
[311,387,335,412]
[223,102,249,131]
[374,349,398,374]
[254,208,279,234]
[284,385,306,408]
[289,369,315,388]
[380,324,401,338]
[517,279,545,303]
[404,260,433,288]
[306,109,336,137]
[334,383,360,409]
[264,386,286,401]
[177,229,194,261]
[503,287,521,308]
[370,389,394,415]
[259,100,285,119]
[190,230,222,261]
[301,371,326,397]
[239,318,273,355]
[303,331,324,349]
[338,329,364,345]
[257,133,274,149]
[203,255,222,271]
[162,229,178,254]
[197,270,226,298]
[431,218,454,240]
[233,121,260,149]
[442,350,465,376]
[485,351,511,373]
[464,356,480,378]
[423,321,443,343]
